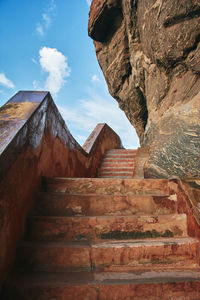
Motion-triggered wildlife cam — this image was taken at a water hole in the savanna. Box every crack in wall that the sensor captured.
[163,8,200,27]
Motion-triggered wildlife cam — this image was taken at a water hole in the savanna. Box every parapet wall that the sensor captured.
[0,91,122,290]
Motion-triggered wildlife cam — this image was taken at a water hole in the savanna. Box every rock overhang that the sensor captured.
[88,0,123,43]
[88,0,200,179]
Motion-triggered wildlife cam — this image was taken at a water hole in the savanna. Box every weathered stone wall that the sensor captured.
[0,91,122,290]
[170,179,200,240]
[89,0,200,178]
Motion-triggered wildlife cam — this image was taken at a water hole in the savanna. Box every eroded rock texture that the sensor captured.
[88,0,200,178]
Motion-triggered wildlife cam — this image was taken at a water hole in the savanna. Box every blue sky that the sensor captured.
[0,0,139,148]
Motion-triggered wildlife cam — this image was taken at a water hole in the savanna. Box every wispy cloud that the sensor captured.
[58,87,139,148]
[91,74,100,82]
[36,0,56,36]
[48,0,56,12]
[36,24,44,36]
[0,73,15,89]
[32,80,40,89]
[42,13,51,28]
[31,58,38,65]
[39,46,71,95]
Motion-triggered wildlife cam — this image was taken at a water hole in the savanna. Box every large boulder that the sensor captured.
[88,0,200,178]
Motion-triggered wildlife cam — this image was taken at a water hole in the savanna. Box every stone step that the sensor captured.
[16,237,199,272]
[98,175,135,178]
[99,169,134,177]
[99,167,134,172]
[91,237,199,272]
[4,269,200,300]
[35,193,177,216]
[105,149,136,153]
[102,158,136,162]
[103,154,136,159]
[94,148,136,179]
[99,172,133,178]
[17,241,91,272]
[100,171,135,178]
[27,214,187,242]
[44,178,170,196]
[100,162,134,167]
[106,149,137,154]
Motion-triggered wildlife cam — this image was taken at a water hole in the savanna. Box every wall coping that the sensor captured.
[0,91,123,180]
[83,123,123,153]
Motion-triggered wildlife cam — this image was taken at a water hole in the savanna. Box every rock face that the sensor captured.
[88,0,200,178]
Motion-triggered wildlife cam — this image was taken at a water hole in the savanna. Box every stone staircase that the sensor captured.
[98,149,137,178]
[4,149,200,299]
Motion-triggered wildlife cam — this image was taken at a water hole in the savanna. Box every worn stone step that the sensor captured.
[101,159,134,164]
[104,154,136,158]
[99,174,133,178]
[27,214,187,242]
[103,154,136,159]
[99,169,133,173]
[44,178,170,196]
[17,237,199,272]
[106,149,137,154]
[102,158,136,163]
[102,151,137,160]
[99,172,133,178]
[91,237,199,272]
[99,167,134,172]
[98,150,136,178]
[100,162,134,168]
[17,241,91,272]
[99,169,134,177]
[5,269,200,300]
[35,193,177,216]
[105,149,136,154]
[98,175,135,178]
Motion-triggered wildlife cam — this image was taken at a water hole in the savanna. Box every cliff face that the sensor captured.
[88,0,200,178]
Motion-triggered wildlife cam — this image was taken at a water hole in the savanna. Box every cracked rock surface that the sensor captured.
[88,0,200,178]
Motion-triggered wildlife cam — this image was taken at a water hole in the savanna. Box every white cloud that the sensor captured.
[42,13,51,29]
[92,74,100,82]
[48,0,56,12]
[86,0,92,6]
[32,80,40,89]
[58,89,139,149]
[36,23,44,36]
[36,0,56,36]
[0,73,15,89]
[39,46,71,95]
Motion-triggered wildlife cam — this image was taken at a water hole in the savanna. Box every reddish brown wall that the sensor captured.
[0,91,122,290]
[169,179,200,241]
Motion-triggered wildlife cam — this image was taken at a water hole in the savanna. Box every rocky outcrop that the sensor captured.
[88,0,200,178]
